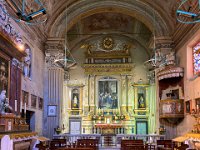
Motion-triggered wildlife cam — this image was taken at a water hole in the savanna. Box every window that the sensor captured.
[193,42,200,75]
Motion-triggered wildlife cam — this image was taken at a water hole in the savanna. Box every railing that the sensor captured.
[53,134,165,146]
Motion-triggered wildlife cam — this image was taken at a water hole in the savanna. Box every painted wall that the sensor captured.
[176,28,200,136]
[10,20,45,135]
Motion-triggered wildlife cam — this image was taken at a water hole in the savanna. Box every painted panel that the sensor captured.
[98,77,118,109]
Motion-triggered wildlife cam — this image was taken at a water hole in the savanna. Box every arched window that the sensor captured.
[193,42,200,75]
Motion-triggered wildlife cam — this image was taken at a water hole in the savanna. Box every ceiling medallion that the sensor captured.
[102,37,114,50]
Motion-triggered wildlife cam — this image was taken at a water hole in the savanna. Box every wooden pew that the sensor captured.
[77,139,99,150]
[121,139,143,150]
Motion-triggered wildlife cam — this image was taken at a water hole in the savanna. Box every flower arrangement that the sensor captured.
[159,126,166,135]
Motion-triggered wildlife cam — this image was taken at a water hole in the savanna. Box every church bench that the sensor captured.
[121,139,143,150]
[77,139,99,150]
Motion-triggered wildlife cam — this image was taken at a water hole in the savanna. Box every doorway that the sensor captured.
[26,110,35,131]
[69,118,81,134]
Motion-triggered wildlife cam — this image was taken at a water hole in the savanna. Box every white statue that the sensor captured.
[23,47,31,77]
[0,90,6,113]
[0,90,13,114]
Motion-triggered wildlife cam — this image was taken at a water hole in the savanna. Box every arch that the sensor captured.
[47,0,171,38]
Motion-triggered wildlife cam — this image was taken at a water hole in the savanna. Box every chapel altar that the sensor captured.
[64,36,157,135]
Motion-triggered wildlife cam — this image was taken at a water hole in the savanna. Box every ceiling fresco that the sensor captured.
[81,13,134,33]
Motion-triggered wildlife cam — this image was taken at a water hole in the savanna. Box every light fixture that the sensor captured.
[176,0,200,24]
[53,11,76,71]
[144,9,166,70]
[3,0,47,25]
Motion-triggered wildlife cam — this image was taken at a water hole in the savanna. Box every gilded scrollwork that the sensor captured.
[102,37,114,50]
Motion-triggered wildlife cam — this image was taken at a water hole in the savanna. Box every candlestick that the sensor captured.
[20,101,22,113]
[15,100,17,112]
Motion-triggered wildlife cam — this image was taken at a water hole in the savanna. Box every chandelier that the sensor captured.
[53,12,76,70]
[176,0,200,24]
[3,0,47,25]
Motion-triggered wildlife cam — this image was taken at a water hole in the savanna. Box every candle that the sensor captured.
[24,102,26,114]
[15,100,17,112]
[20,101,22,113]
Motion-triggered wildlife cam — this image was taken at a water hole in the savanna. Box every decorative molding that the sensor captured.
[83,63,133,75]
[11,58,23,69]
[157,66,184,81]
[0,1,23,45]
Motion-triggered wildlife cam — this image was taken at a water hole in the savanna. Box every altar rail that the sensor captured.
[53,134,165,146]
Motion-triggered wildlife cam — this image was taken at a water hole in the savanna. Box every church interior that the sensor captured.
[0,0,200,150]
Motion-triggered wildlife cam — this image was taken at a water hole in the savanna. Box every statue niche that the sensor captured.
[71,89,79,109]
[23,44,32,78]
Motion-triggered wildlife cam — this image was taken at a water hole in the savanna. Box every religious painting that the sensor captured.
[48,105,57,117]
[31,94,37,108]
[0,52,9,96]
[71,89,79,109]
[98,77,118,109]
[38,97,43,109]
[82,12,134,33]
[22,90,29,106]
[185,101,191,114]
[138,93,145,109]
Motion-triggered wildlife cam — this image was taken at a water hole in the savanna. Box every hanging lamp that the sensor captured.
[3,0,47,25]
[53,11,77,70]
[176,0,200,24]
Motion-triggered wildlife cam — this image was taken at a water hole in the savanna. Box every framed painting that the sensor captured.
[38,97,43,109]
[31,94,37,108]
[0,52,10,96]
[185,101,191,114]
[48,105,57,117]
[98,77,118,109]
[22,90,29,106]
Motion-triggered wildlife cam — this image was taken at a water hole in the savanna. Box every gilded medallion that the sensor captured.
[102,37,114,50]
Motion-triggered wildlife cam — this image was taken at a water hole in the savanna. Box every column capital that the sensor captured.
[155,36,174,50]
[45,38,65,68]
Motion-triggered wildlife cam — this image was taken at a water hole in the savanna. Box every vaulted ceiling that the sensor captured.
[13,0,198,54]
